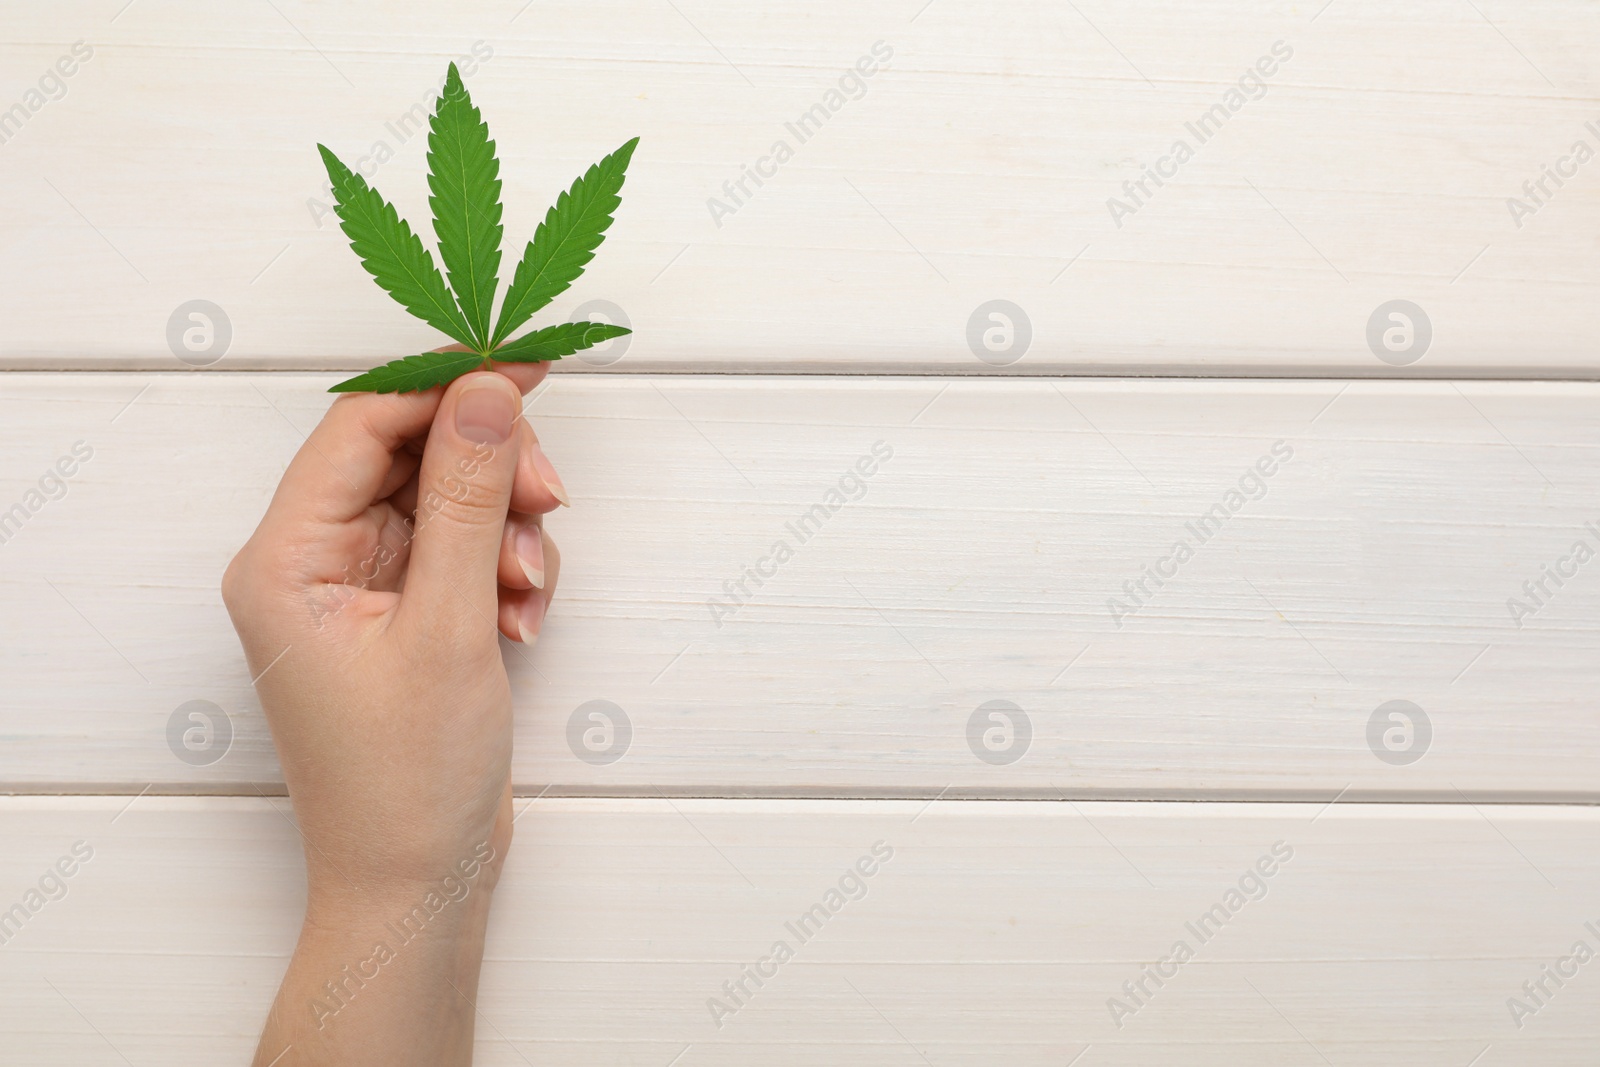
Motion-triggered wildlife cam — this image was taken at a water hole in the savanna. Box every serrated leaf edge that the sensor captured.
[318,144,476,349]
[489,137,638,349]
[427,63,502,352]
[328,349,487,394]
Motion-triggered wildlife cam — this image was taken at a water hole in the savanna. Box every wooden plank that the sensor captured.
[2,2,1599,374]
[1,797,1596,1064]
[2,373,1599,797]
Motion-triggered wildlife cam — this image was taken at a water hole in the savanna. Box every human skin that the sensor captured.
[223,358,563,1065]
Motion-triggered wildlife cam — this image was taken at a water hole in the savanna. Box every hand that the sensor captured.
[222,358,564,1065]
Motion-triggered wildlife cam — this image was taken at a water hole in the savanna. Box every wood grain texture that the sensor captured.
[3,373,1598,797]
[1,797,1597,1065]
[2,1,1598,374]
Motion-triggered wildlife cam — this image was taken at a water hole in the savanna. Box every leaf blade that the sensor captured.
[490,321,632,363]
[318,144,475,348]
[490,137,638,349]
[328,349,486,394]
[427,63,502,351]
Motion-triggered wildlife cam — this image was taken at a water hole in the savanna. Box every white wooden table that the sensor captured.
[3,2,1598,1062]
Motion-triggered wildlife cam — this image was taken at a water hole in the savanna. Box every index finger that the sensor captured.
[263,388,443,528]
[485,355,553,396]
[262,350,551,528]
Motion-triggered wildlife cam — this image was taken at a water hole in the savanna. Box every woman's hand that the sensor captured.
[223,359,563,1065]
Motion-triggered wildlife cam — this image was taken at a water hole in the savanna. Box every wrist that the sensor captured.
[304,837,503,933]
[266,850,498,1061]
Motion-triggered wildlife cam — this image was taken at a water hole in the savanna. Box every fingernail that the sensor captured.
[515,523,545,589]
[518,593,546,645]
[456,378,516,444]
[530,443,571,507]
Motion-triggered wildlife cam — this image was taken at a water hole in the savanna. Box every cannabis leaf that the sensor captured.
[491,137,639,349]
[428,63,502,350]
[318,63,637,393]
[490,321,632,362]
[327,350,488,394]
[317,145,474,349]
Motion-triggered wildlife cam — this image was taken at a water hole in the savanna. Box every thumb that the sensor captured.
[400,371,523,632]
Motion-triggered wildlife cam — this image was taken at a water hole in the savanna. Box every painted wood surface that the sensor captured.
[2,1,1598,373]
[5,2,1595,1060]
[1,798,1596,1065]
[2,373,1597,797]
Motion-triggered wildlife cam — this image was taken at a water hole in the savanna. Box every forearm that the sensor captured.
[254,865,498,1066]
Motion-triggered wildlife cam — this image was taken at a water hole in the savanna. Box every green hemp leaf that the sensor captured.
[318,63,637,393]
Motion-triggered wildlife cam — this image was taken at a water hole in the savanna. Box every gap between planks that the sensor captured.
[6,785,1600,805]
[9,366,1600,381]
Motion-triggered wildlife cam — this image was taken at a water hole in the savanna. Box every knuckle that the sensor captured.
[220,549,253,613]
[421,450,508,527]
[434,484,508,528]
